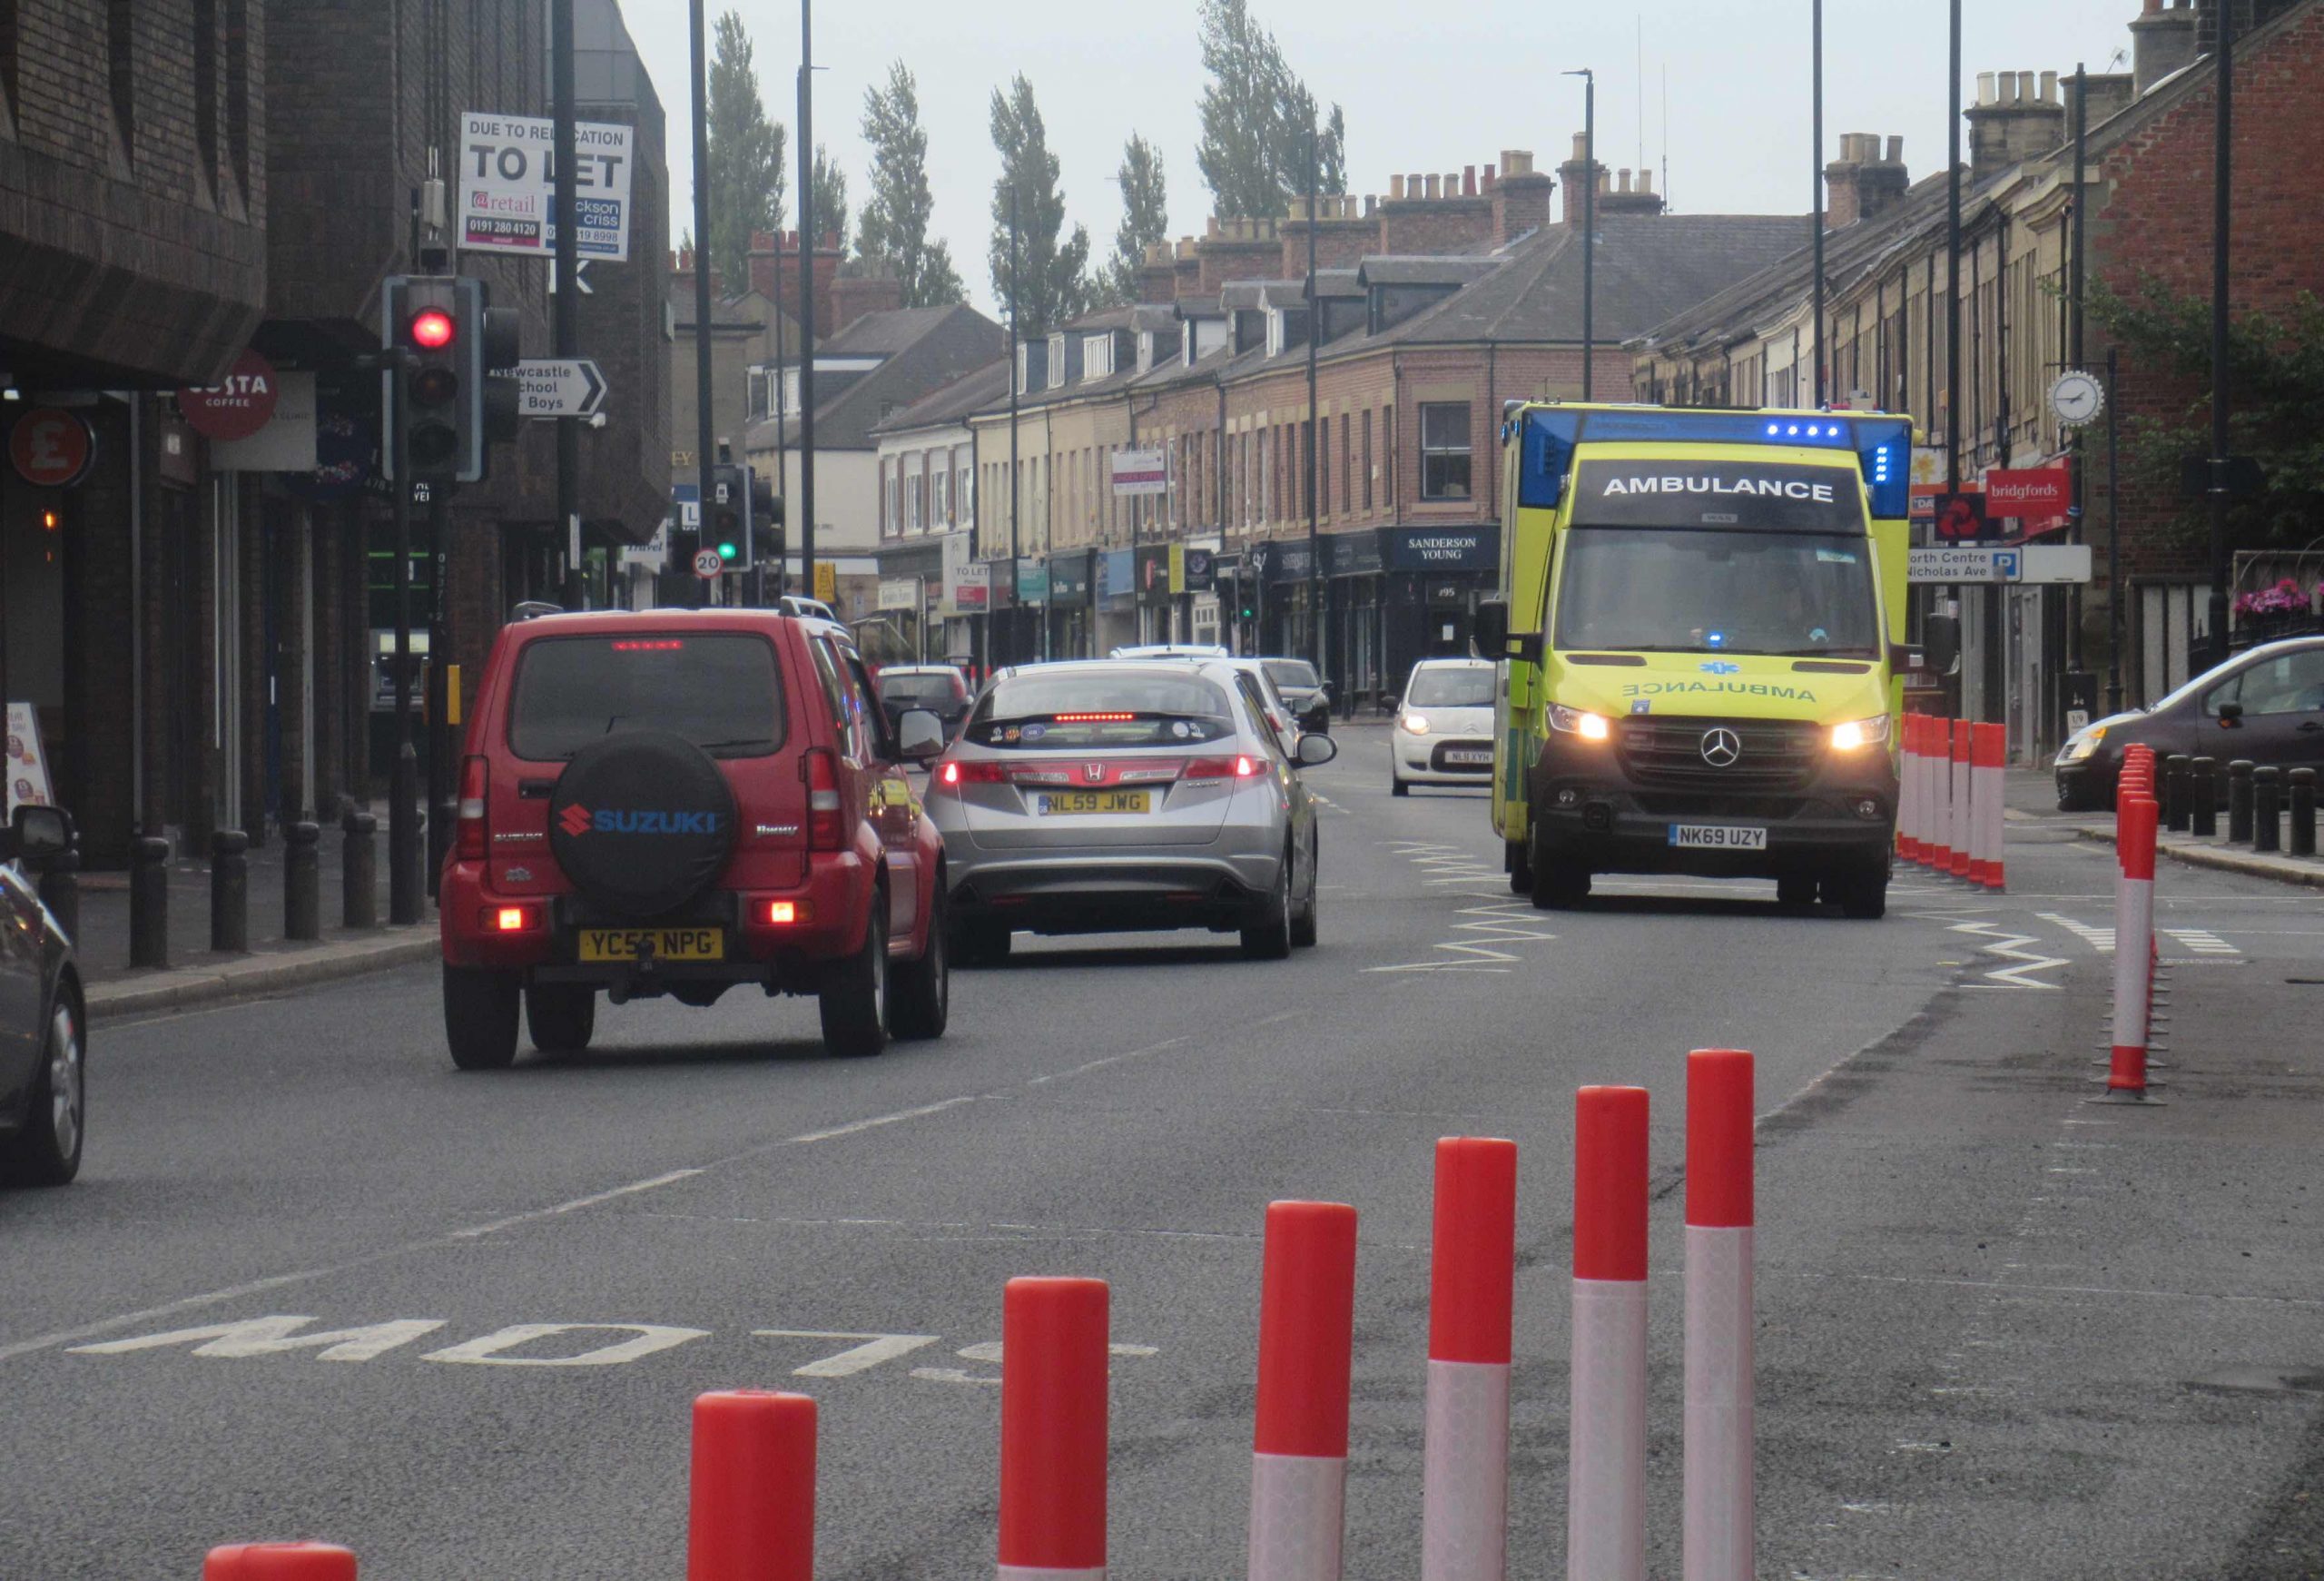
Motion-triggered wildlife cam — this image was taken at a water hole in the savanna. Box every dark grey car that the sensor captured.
[0,805,84,1187]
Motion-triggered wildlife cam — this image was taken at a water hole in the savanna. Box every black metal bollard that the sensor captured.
[285,820,321,941]
[2253,766,2282,854]
[341,809,379,931]
[2191,757,2219,839]
[129,835,171,970]
[2228,760,2255,845]
[2290,768,2317,859]
[211,828,250,954]
[2163,756,2191,833]
[34,845,80,944]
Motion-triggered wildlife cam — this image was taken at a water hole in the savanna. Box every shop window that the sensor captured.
[1340,414,1352,519]
[1362,411,1374,511]
[106,0,133,159]
[1419,402,1472,501]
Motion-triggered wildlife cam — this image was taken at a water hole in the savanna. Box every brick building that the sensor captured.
[1,0,671,866]
[1632,0,2324,755]
[908,146,1798,697]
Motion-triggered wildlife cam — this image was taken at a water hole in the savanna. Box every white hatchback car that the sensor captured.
[1391,658,1498,795]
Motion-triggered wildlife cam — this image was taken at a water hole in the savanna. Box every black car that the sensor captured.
[1,805,84,1187]
[875,665,974,742]
[1260,658,1333,734]
[2055,635,2324,810]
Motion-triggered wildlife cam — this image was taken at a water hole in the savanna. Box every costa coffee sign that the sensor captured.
[1983,465,2070,518]
[178,349,282,442]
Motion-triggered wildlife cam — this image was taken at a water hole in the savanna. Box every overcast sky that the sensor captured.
[615,0,2144,311]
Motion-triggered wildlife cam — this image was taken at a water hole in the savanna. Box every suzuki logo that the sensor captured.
[1083,763,1106,784]
[557,804,594,836]
[1699,728,1742,768]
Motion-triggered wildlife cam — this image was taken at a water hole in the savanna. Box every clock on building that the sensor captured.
[2047,370,2105,429]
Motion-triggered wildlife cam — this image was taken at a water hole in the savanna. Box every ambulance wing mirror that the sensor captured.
[1920,614,1961,677]
[1474,597,1538,663]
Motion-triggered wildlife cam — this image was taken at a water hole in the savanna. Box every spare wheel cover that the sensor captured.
[547,730,739,918]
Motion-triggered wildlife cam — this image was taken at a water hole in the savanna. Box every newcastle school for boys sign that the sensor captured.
[458,112,634,262]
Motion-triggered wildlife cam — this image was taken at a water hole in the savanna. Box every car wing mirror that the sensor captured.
[1922,614,1962,675]
[2217,700,2244,725]
[1295,732,1339,768]
[6,804,74,862]
[896,709,946,761]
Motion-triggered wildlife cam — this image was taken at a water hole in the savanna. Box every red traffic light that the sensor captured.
[409,309,456,350]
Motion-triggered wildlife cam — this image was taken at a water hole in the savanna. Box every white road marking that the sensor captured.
[752,1329,942,1378]
[70,1316,448,1363]
[449,1168,706,1240]
[1949,920,2068,989]
[1025,1038,1187,1086]
[2038,912,2115,953]
[420,1323,712,1367]
[787,1095,980,1143]
[2162,927,2240,955]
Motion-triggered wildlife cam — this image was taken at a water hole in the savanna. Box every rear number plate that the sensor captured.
[1443,748,1492,766]
[579,927,726,962]
[1668,824,1768,851]
[1035,789,1152,815]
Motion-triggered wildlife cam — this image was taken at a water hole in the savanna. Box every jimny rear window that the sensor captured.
[508,634,786,760]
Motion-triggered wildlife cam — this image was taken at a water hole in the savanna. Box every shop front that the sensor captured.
[1326,529,1388,713]
[1093,548,1138,656]
[1383,523,1501,688]
[1044,553,1091,659]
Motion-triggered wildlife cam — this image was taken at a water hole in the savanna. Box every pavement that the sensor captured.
[5,733,2320,1578]
[64,810,436,1019]
[2002,765,2324,889]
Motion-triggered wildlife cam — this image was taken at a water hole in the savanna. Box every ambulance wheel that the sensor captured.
[1528,828,1589,909]
[1506,842,1533,894]
[1830,859,1889,921]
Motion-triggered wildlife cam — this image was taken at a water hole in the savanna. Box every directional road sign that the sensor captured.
[517,359,606,420]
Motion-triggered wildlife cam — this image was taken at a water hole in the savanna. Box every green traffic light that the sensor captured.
[718,542,739,560]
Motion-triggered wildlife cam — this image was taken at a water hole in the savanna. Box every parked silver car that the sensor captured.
[1391,658,1498,795]
[926,660,1336,963]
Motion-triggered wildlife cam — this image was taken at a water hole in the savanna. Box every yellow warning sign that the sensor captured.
[813,561,836,603]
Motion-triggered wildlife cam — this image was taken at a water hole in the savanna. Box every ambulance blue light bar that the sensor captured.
[1517,409,1914,519]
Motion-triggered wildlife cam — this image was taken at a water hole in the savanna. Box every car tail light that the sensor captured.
[803,747,842,849]
[1185,754,1261,781]
[934,757,1009,790]
[755,898,815,925]
[456,756,488,860]
[481,903,541,933]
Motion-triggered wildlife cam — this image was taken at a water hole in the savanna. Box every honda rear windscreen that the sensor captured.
[965,670,1236,747]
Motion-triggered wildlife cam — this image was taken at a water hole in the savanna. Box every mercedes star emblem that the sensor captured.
[1699,728,1742,768]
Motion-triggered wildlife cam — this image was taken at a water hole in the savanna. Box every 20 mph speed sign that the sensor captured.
[693,548,725,579]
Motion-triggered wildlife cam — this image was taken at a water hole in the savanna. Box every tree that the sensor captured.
[988,74,1093,337]
[705,11,785,291]
[807,145,851,255]
[2089,276,2324,551]
[857,61,966,307]
[1195,0,1346,220]
[1099,133,1171,306]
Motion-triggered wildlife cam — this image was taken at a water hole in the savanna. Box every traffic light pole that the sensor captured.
[552,0,584,612]
[689,0,716,611]
[426,490,453,894]
[389,353,420,927]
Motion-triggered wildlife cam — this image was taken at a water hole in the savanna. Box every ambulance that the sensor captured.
[1476,403,1928,919]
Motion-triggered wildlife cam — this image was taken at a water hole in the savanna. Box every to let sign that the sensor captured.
[9,409,94,489]
[1110,448,1167,496]
[458,112,635,261]
[178,350,281,442]
[1984,466,2070,518]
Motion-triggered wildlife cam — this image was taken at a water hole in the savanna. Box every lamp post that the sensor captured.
[688,0,714,612]
[1565,68,1595,400]
[1811,0,1826,407]
[1305,117,1323,674]
[796,5,818,611]
[2205,0,2236,668]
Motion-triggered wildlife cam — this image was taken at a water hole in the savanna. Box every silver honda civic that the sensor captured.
[924,659,1337,963]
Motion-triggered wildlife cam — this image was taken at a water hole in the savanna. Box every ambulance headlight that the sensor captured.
[1549,704,1611,741]
[1828,714,1892,752]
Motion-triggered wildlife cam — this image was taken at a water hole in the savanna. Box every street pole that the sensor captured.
[1568,69,1596,400]
[1305,118,1322,675]
[689,0,715,612]
[2105,346,2123,714]
[1008,185,1021,670]
[1945,0,1961,503]
[796,15,819,612]
[2069,63,2088,673]
[773,232,789,598]
[426,490,451,894]
[1812,0,1826,407]
[552,0,583,611]
[389,354,419,927]
[2206,0,2235,669]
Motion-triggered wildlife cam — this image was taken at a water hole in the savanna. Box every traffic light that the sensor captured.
[710,462,748,568]
[482,295,522,451]
[383,275,486,486]
[752,479,783,565]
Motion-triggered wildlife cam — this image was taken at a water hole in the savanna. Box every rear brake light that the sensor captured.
[482,904,541,933]
[611,638,684,651]
[755,898,814,926]
[456,756,488,860]
[1052,712,1136,722]
[803,747,842,849]
[935,758,1008,787]
[1186,755,1261,780]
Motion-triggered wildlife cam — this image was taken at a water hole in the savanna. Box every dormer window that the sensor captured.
[1082,333,1115,380]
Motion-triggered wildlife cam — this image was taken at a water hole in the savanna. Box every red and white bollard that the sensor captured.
[1683,1050,1754,1581]
[1926,716,1955,872]
[1567,1086,1648,1581]
[1000,1277,1110,1581]
[2096,797,2162,1105]
[202,1545,357,1580]
[1972,721,2006,891]
[1250,1201,1357,1581]
[1897,716,1922,865]
[1949,721,1974,881]
[687,1389,817,1581]
[1422,1138,1517,1581]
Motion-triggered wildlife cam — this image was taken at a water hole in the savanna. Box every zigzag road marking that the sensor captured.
[1949,920,2069,990]
[2039,912,2115,953]
[1370,842,1553,973]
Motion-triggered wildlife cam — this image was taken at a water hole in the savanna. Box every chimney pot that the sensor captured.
[1389,173,1405,201]
[2020,70,2036,102]
[1463,164,1478,196]
[1618,167,1632,193]
[1978,70,1997,104]
[1423,173,1440,200]
[1886,133,1904,163]
[1640,168,1653,193]
[1504,148,1532,176]
[1482,164,1497,188]
[1571,132,1589,162]
[1207,216,1223,238]
[1364,193,1377,216]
